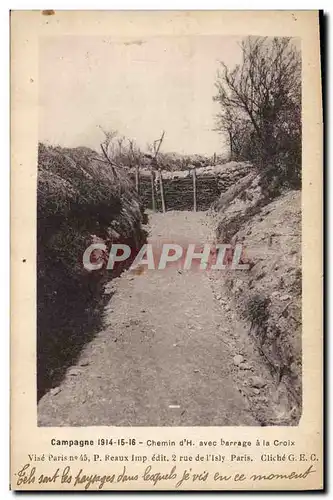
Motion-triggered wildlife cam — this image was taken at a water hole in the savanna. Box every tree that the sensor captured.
[214,36,301,193]
[215,106,253,161]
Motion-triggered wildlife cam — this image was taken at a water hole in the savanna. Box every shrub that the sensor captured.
[214,36,301,196]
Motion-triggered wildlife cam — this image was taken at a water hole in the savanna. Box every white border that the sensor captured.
[4,3,330,499]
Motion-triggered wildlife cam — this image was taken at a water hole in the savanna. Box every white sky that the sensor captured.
[39,35,244,155]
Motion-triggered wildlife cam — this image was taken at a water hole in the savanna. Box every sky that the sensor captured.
[39,35,244,156]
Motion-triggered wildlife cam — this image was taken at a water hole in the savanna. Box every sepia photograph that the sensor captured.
[10,9,324,491]
[36,32,302,427]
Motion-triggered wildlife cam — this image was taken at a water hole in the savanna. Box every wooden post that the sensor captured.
[213,152,216,165]
[135,165,140,193]
[150,130,165,212]
[193,167,197,212]
[151,169,156,211]
[159,168,166,213]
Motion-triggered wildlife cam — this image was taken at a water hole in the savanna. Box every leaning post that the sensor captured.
[151,169,156,211]
[135,164,140,193]
[193,167,197,212]
[159,168,166,213]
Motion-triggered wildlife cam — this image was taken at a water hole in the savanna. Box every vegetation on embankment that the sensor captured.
[210,36,302,424]
[212,178,302,424]
[37,143,146,399]
[214,37,301,196]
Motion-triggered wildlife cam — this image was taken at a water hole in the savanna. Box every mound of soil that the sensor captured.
[212,179,302,424]
[37,144,147,399]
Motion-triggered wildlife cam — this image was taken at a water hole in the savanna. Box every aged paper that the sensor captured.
[11,10,323,490]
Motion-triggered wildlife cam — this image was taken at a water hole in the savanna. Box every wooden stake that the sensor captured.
[151,169,156,211]
[193,167,197,212]
[153,131,165,158]
[135,165,140,193]
[159,168,166,213]
[150,130,165,212]
[129,139,140,193]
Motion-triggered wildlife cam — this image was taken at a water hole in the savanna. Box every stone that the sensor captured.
[233,354,244,366]
[239,363,253,371]
[68,368,81,377]
[280,294,291,301]
[250,376,267,389]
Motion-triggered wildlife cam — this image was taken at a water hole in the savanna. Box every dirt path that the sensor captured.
[38,211,258,426]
